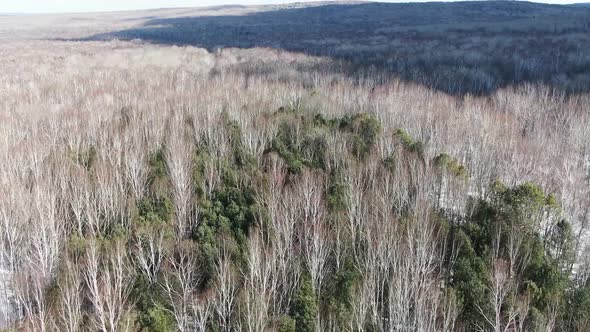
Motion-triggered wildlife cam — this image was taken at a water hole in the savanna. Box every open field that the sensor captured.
[1,2,590,331]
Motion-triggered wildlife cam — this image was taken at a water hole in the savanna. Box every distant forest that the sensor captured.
[86,1,590,96]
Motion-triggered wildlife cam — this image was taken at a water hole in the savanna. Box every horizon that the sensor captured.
[0,0,586,15]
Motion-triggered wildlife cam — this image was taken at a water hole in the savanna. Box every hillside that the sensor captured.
[1,2,590,331]
[3,1,589,95]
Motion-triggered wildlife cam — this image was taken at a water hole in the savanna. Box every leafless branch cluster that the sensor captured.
[0,41,588,331]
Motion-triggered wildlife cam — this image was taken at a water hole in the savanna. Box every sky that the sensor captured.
[0,0,584,14]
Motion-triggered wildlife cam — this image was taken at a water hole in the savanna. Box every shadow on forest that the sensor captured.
[80,1,590,96]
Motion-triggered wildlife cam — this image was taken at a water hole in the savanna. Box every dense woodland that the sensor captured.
[87,1,590,96]
[0,2,590,331]
[0,41,588,331]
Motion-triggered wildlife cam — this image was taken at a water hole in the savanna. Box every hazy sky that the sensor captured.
[0,0,583,14]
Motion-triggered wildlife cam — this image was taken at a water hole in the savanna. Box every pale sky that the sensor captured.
[0,0,583,14]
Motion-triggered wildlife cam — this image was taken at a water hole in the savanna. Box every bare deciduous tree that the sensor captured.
[241,228,275,332]
[213,246,238,332]
[297,171,330,297]
[54,259,83,332]
[167,116,195,236]
[134,221,170,284]
[85,239,134,332]
[161,241,210,332]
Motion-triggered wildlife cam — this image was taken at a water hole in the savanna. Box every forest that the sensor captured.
[0,2,590,332]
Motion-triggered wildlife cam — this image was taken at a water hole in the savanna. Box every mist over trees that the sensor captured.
[1,1,590,331]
